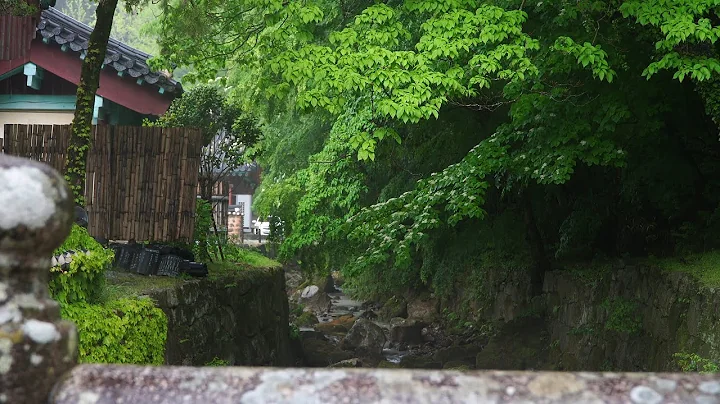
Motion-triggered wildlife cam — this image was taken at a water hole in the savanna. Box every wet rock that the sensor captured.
[389,317,424,346]
[302,339,353,367]
[315,323,349,335]
[332,271,344,287]
[315,314,357,334]
[298,285,331,313]
[352,347,383,367]
[433,344,483,367]
[341,318,387,357]
[475,318,550,371]
[359,310,378,320]
[284,269,304,293]
[329,358,362,368]
[421,327,435,343]
[407,297,438,322]
[299,330,326,341]
[399,354,442,369]
[295,311,319,327]
[378,360,401,368]
[378,296,408,320]
[322,274,338,293]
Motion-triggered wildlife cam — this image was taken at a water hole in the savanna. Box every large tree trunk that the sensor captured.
[66,0,119,205]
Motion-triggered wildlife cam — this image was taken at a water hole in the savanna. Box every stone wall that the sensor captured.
[150,267,293,366]
[543,266,720,371]
[444,262,720,372]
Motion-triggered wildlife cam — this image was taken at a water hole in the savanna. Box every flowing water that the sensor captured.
[316,285,408,363]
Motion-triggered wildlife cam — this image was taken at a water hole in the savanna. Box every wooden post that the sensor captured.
[0,154,78,403]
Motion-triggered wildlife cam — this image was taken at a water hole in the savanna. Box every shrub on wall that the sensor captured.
[61,297,168,365]
[50,224,114,304]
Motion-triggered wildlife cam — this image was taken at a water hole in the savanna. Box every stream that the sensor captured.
[313,285,409,364]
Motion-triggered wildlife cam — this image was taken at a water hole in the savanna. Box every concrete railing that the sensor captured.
[2,153,720,404]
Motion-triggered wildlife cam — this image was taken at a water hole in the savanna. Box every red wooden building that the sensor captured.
[0,6,181,134]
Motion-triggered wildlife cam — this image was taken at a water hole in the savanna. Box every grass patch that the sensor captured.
[102,246,280,299]
[225,247,281,268]
[657,250,720,287]
[102,271,184,302]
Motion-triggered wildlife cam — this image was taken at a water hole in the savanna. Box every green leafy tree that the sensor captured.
[153,0,720,304]
[147,84,261,259]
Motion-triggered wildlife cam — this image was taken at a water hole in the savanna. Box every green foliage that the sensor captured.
[205,357,230,366]
[213,240,281,268]
[0,0,37,15]
[659,251,720,287]
[674,352,720,373]
[49,224,114,305]
[601,298,642,334]
[621,0,720,82]
[61,298,167,364]
[289,324,301,340]
[155,0,720,305]
[146,84,259,146]
[55,0,161,54]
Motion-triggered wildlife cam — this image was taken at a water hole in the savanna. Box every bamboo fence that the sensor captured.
[2,124,203,242]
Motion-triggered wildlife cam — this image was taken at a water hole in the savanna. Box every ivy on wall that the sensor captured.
[49,224,113,305]
[61,298,168,365]
[52,224,167,364]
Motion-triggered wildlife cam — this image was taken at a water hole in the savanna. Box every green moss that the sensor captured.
[658,251,720,287]
[102,271,184,302]
[601,298,642,334]
[294,311,318,326]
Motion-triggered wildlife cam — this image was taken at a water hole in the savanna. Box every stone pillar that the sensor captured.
[0,154,77,403]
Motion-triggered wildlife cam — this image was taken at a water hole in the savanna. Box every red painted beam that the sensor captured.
[28,40,174,115]
[0,57,29,78]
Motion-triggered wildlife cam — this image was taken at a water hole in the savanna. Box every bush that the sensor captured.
[674,352,719,373]
[61,298,167,365]
[49,224,114,304]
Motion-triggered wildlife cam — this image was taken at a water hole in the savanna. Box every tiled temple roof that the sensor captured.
[37,7,182,94]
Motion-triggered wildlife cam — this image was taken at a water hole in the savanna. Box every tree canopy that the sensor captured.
[153,0,720,301]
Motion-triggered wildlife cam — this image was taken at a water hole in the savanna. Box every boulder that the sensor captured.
[341,319,386,357]
[378,296,408,320]
[359,310,378,320]
[315,315,357,335]
[284,269,304,292]
[298,285,332,313]
[433,344,483,367]
[407,297,438,323]
[299,330,326,341]
[332,271,345,287]
[389,317,424,346]
[315,323,350,335]
[322,274,337,293]
[302,339,353,367]
[294,311,319,327]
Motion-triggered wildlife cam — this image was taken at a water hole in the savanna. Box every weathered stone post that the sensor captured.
[0,154,77,403]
